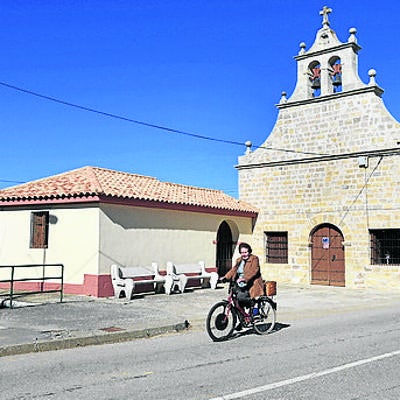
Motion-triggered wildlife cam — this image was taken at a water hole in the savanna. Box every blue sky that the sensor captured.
[1,0,399,197]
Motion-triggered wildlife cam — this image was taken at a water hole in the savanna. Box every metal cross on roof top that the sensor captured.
[320,6,332,27]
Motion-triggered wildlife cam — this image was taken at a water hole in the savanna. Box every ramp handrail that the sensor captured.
[0,264,64,308]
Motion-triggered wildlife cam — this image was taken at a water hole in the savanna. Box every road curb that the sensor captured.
[0,321,190,358]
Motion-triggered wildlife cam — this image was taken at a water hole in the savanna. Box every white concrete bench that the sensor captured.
[166,261,219,292]
[111,263,178,299]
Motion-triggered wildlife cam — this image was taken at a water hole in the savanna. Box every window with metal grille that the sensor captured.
[265,232,288,263]
[30,211,49,248]
[370,229,400,265]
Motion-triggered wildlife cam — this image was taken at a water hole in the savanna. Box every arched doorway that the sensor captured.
[311,223,345,286]
[216,221,234,276]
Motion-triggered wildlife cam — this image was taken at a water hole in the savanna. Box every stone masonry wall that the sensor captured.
[238,90,400,288]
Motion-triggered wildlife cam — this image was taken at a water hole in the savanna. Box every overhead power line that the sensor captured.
[0,179,25,184]
[0,80,326,156]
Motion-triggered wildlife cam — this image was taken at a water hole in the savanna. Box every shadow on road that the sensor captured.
[228,322,291,341]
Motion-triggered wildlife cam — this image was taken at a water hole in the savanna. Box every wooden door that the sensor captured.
[311,224,345,286]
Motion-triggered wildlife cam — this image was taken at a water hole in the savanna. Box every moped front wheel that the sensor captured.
[253,297,276,335]
[206,301,236,342]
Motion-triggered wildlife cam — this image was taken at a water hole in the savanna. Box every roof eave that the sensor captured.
[99,195,259,217]
[0,194,258,218]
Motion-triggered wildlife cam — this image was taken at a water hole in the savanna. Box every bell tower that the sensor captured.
[288,6,368,101]
[237,5,400,291]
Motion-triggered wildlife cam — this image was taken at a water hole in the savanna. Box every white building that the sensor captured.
[0,166,257,296]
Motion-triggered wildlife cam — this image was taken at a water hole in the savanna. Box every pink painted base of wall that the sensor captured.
[0,274,114,298]
[80,274,114,297]
[0,267,219,298]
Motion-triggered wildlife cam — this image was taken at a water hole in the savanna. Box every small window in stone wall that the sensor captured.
[370,229,400,265]
[30,211,49,248]
[265,232,288,264]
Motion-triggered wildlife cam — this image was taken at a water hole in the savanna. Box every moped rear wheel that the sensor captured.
[253,297,276,335]
[206,301,236,342]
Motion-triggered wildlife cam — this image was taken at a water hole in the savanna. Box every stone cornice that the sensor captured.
[236,147,400,170]
[294,41,361,61]
[277,85,384,110]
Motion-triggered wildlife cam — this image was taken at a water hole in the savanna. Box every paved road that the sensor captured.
[1,283,400,357]
[1,300,400,400]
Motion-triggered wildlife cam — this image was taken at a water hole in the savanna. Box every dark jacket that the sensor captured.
[224,254,265,298]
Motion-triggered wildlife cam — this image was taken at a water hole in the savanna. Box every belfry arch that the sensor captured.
[329,56,342,92]
[308,60,321,97]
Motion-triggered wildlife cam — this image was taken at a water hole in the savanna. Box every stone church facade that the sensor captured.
[237,7,400,289]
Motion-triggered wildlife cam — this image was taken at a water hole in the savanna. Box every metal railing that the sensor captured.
[0,264,64,308]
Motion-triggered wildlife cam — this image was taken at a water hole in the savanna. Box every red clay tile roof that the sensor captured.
[0,166,258,215]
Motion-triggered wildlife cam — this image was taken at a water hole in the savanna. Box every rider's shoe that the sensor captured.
[243,317,252,327]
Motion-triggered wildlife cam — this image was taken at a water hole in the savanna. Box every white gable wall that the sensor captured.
[0,202,255,295]
[98,203,254,273]
[0,205,100,285]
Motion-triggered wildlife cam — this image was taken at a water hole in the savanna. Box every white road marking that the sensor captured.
[209,349,400,400]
